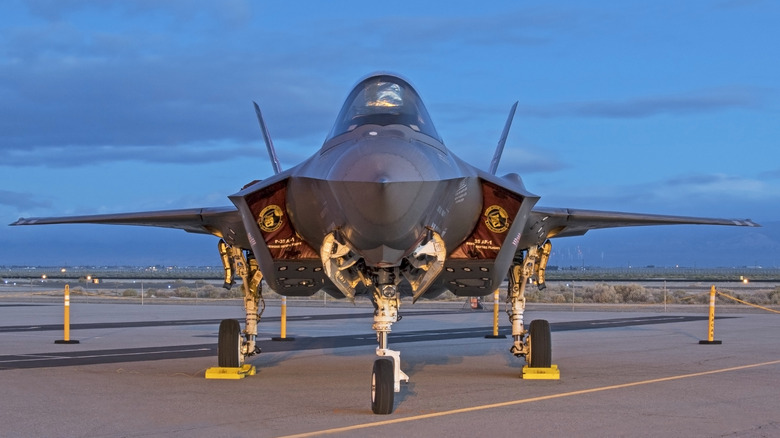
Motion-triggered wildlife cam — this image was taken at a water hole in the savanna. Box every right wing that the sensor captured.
[10,206,250,248]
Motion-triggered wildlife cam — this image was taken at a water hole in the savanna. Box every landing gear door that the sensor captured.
[449,179,538,289]
[230,179,325,295]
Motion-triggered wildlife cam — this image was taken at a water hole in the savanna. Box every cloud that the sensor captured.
[608,173,772,209]
[21,0,252,27]
[0,4,341,163]
[660,173,767,199]
[0,190,51,210]
[0,141,267,168]
[533,171,777,223]
[333,9,575,50]
[759,168,780,180]
[494,148,568,174]
[516,88,763,119]
[0,52,337,147]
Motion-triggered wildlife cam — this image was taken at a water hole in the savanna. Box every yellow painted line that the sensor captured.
[278,359,780,438]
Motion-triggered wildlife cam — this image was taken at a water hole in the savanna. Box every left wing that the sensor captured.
[10,206,250,248]
[528,207,759,240]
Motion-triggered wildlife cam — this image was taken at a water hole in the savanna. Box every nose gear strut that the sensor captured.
[371,282,409,414]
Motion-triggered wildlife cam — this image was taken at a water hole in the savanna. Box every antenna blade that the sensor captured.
[489,101,518,175]
[253,101,282,174]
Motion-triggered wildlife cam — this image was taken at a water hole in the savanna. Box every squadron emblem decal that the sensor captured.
[258,205,284,232]
[484,205,509,233]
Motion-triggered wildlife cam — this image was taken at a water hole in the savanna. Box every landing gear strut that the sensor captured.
[507,241,552,367]
[370,281,408,415]
[217,240,264,367]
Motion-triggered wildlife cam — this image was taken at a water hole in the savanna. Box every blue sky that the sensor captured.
[2,0,779,268]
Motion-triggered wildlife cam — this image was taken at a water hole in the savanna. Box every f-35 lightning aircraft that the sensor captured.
[12,73,758,414]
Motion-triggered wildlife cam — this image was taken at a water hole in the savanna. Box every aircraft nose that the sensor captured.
[324,138,448,264]
[328,141,427,184]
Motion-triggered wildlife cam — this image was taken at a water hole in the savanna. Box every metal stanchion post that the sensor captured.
[699,285,722,345]
[55,285,79,344]
[485,289,506,339]
[272,296,294,341]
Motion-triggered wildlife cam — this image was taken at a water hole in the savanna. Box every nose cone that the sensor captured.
[329,180,428,264]
[325,138,450,265]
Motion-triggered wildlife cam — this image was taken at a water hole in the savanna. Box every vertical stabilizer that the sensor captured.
[253,102,282,175]
[489,102,518,175]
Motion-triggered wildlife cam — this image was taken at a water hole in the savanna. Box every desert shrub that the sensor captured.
[615,284,652,303]
[652,290,672,304]
[146,288,165,297]
[671,290,693,303]
[174,286,194,298]
[694,292,711,304]
[225,287,243,298]
[552,294,567,303]
[525,288,544,303]
[769,288,780,305]
[580,283,620,303]
[122,289,138,297]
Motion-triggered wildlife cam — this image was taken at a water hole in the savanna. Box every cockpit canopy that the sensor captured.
[326,74,442,143]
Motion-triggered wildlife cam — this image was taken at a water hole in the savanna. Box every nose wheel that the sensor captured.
[371,358,395,414]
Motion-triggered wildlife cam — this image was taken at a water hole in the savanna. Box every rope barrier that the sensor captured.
[716,290,780,315]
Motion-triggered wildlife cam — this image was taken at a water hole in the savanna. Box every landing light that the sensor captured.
[381,285,396,298]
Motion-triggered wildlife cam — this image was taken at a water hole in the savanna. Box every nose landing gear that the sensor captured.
[370,283,409,414]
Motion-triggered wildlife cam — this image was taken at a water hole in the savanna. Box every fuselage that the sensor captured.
[287,123,483,267]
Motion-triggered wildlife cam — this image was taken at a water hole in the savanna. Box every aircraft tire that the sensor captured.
[528,319,552,368]
[371,358,394,414]
[218,319,242,368]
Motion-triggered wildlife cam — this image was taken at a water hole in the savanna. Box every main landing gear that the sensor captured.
[217,240,264,368]
[507,241,553,368]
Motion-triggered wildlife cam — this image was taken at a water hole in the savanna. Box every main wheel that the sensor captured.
[218,319,242,368]
[371,358,394,414]
[528,319,552,368]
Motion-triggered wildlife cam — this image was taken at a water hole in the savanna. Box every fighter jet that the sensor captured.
[12,73,758,414]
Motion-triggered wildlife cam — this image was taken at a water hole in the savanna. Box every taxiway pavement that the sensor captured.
[1,300,778,437]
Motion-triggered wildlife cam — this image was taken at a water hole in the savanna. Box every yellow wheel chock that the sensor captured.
[522,364,560,380]
[205,364,256,380]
